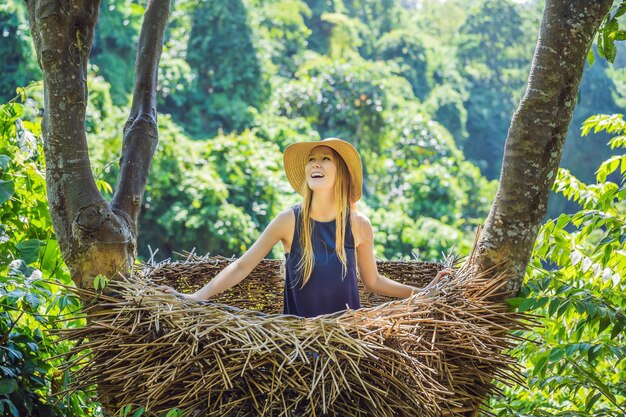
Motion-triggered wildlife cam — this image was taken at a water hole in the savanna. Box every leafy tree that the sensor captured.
[0,1,40,102]
[0,96,98,417]
[13,1,620,416]
[301,0,337,54]
[249,0,312,77]
[423,84,468,142]
[179,0,271,136]
[494,114,626,416]
[271,56,408,153]
[375,29,430,99]
[90,0,144,106]
[456,0,530,179]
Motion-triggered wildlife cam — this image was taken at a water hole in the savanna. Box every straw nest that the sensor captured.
[51,255,531,417]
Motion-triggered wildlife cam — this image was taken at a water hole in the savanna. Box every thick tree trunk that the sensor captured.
[465,1,613,415]
[471,0,613,298]
[25,0,170,289]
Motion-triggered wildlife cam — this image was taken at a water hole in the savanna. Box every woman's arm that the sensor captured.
[353,213,451,297]
[162,209,293,301]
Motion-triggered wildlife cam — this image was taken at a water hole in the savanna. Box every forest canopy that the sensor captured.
[0,0,625,416]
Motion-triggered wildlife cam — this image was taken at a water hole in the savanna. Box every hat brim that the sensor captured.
[283,138,363,203]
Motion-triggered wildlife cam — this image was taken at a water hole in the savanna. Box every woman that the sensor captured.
[162,138,452,317]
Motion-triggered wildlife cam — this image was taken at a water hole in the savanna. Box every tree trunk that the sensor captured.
[471,0,613,298]
[465,0,613,415]
[25,0,170,290]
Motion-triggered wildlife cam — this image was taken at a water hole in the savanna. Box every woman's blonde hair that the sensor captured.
[295,148,353,288]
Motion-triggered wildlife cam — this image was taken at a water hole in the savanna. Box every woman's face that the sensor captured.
[305,146,337,194]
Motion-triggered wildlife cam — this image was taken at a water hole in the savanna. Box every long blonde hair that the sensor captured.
[295,149,353,288]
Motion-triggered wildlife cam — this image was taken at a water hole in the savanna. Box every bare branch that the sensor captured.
[110,0,172,226]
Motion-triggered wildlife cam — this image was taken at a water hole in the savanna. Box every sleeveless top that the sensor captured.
[283,204,361,318]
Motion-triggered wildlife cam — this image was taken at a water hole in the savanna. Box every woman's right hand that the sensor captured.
[158,285,201,301]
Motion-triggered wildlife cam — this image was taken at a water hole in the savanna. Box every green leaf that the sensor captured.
[585,392,602,411]
[518,298,536,312]
[133,407,145,417]
[549,347,564,363]
[0,180,14,205]
[16,239,45,265]
[557,299,571,317]
[587,48,596,66]
[608,135,626,149]
[574,359,617,403]
[507,297,524,308]
[535,296,549,310]
[588,344,603,362]
[24,293,41,310]
[533,352,550,376]
[565,343,579,357]
[605,40,617,63]
[615,29,626,41]
[119,405,132,417]
[2,399,19,417]
[0,378,18,395]
[555,214,571,230]
[94,274,109,291]
[0,154,10,170]
[612,3,626,19]
[598,316,611,335]
[596,155,623,182]
[165,408,182,417]
[611,320,624,339]
[548,298,561,317]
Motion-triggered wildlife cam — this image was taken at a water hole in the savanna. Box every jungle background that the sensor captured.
[0,0,625,416]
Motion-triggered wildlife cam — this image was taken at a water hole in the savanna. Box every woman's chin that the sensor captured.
[307,181,332,192]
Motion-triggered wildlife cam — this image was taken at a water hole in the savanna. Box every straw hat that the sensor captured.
[283,138,363,202]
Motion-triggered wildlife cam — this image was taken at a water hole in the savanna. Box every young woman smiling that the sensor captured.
[162,138,452,318]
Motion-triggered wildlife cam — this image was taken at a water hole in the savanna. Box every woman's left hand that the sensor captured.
[428,267,454,288]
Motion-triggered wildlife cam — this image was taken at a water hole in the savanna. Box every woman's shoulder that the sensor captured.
[350,210,371,227]
[275,206,296,224]
[350,210,373,247]
[271,206,297,234]
[261,207,296,244]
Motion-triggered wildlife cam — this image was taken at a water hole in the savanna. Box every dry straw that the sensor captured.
[50,254,532,417]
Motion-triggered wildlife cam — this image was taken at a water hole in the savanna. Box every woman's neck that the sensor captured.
[309,191,336,221]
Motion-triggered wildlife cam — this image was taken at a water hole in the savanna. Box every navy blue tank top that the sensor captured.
[283,204,361,318]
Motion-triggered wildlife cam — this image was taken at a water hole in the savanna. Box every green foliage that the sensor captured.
[595,1,626,65]
[300,0,337,55]
[321,11,364,59]
[423,84,468,141]
[0,95,101,417]
[375,29,430,99]
[250,0,312,76]
[272,56,410,152]
[136,127,293,259]
[91,0,144,105]
[368,206,472,261]
[85,95,293,259]
[368,110,495,228]
[176,0,271,136]
[456,0,530,179]
[346,0,399,57]
[491,114,626,416]
[0,1,41,102]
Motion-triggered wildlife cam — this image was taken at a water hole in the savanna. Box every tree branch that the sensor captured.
[471,0,613,297]
[25,0,106,259]
[110,0,171,225]
[25,0,170,288]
